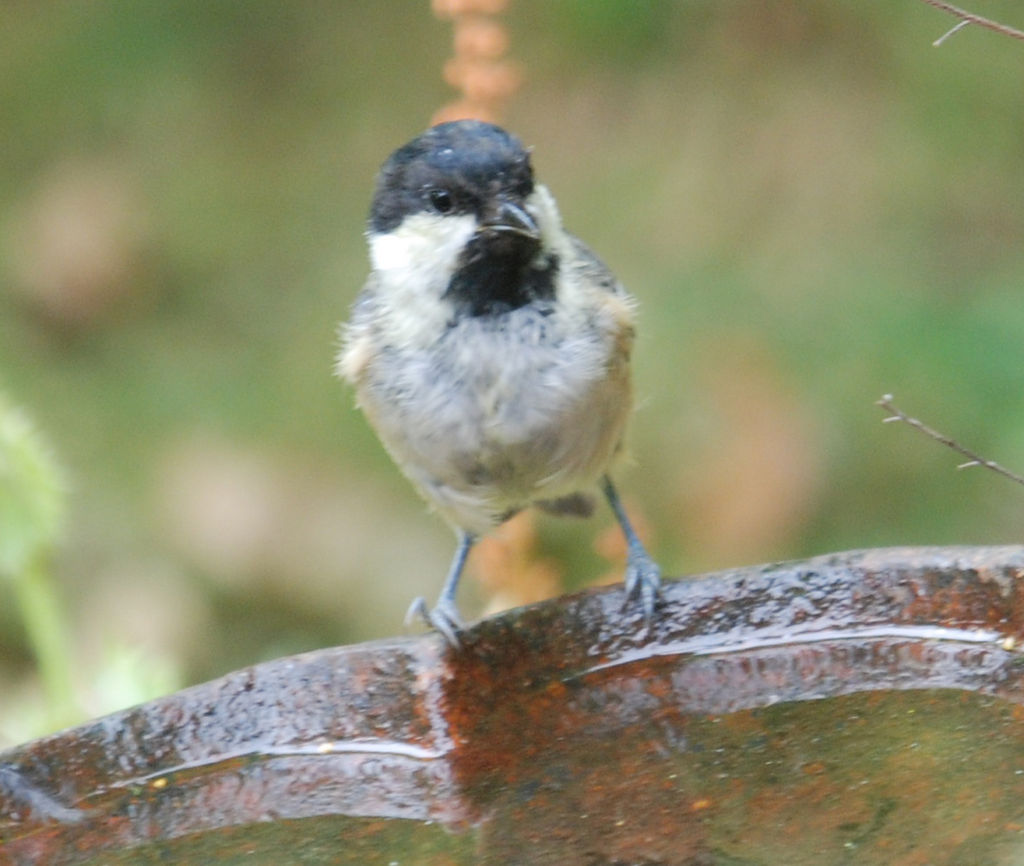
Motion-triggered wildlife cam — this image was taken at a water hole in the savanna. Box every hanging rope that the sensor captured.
[431,0,523,124]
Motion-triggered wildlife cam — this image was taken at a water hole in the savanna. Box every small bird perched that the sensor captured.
[338,120,660,645]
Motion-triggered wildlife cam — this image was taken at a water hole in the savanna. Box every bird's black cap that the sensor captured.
[369,121,535,234]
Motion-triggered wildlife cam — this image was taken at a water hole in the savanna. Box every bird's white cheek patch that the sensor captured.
[369,213,477,284]
[368,212,478,348]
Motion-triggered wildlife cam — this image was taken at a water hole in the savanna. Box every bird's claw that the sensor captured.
[621,546,662,624]
[405,596,464,648]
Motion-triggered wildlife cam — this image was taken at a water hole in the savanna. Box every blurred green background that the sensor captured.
[3,0,1024,744]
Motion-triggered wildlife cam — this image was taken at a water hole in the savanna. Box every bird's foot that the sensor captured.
[621,545,662,624]
[405,596,464,648]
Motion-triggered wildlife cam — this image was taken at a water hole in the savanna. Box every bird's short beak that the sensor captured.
[479,199,540,240]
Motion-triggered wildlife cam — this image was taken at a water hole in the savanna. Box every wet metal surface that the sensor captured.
[3,546,1024,864]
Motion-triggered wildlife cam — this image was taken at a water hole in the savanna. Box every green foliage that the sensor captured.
[0,394,64,579]
[0,393,76,732]
[0,395,184,742]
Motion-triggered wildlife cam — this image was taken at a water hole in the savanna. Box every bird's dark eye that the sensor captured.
[427,188,454,214]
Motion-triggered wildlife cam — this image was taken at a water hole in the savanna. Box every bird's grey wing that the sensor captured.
[567,235,629,297]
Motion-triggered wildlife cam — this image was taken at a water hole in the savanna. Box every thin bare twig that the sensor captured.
[933,19,971,47]
[918,0,1024,44]
[877,394,1024,488]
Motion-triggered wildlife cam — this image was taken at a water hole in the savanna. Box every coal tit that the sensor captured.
[338,120,661,645]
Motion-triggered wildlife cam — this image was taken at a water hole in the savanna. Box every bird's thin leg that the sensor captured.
[406,530,476,647]
[600,475,661,621]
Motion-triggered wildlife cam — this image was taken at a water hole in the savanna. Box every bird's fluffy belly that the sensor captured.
[358,314,629,533]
